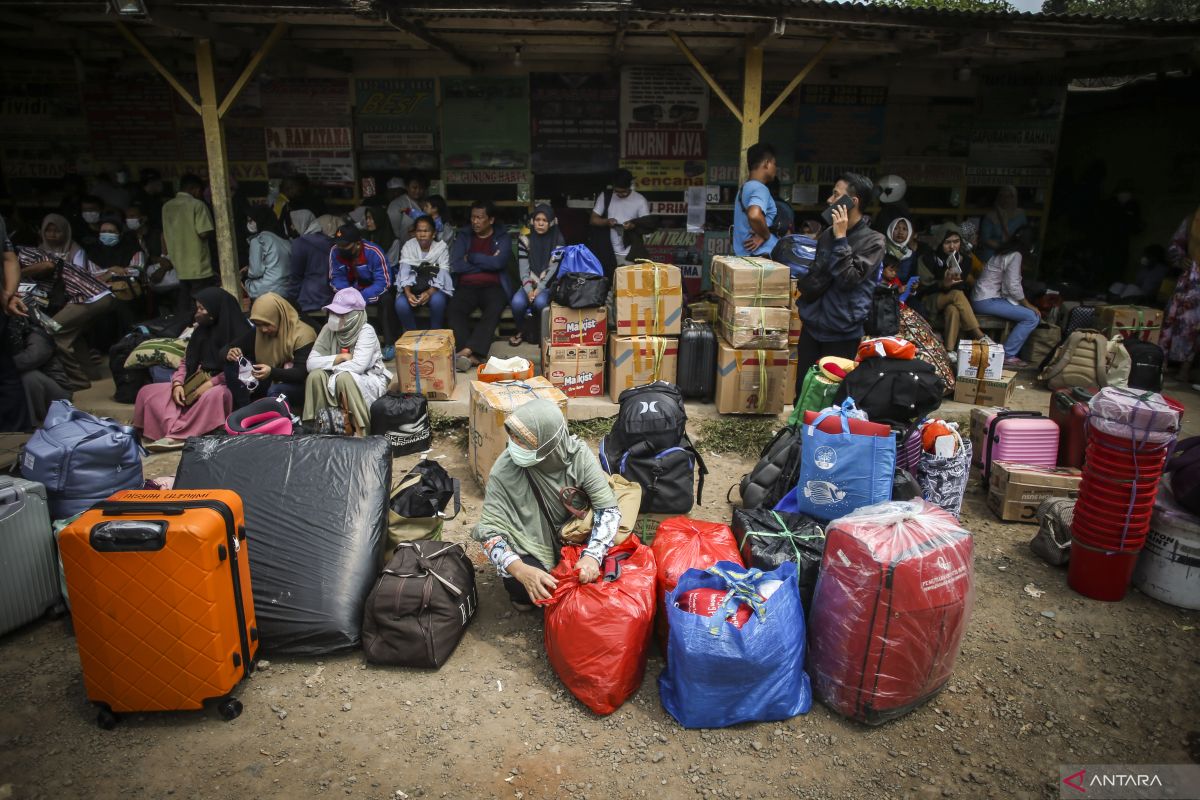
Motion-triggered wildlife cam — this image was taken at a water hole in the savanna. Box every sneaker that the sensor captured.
[1003,356,1027,369]
[145,437,185,453]
[947,351,958,366]
[381,344,395,361]
[454,354,473,373]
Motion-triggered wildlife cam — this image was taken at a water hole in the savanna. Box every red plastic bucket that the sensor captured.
[1071,516,1148,550]
[1086,429,1170,462]
[1071,504,1152,542]
[1078,479,1159,514]
[1067,539,1142,602]
[1080,459,1164,488]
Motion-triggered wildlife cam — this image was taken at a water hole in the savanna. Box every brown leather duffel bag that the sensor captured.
[362,540,478,668]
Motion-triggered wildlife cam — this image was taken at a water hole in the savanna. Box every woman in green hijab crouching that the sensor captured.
[473,399,621,611]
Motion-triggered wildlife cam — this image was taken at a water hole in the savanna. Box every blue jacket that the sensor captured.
[290,232,334,312]
[329,240,392,304]
[449,226,513,296]
[798,218,886,342]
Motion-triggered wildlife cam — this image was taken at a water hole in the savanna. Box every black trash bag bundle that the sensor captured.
[369,390,432,456]
[175,434,392,655]
[731,508,826,614]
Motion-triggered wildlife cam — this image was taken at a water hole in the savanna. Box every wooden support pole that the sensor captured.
[667,30,742,123]
[738,44,763,187]
[760,36,837,125]
[219,21,287,119]
[195,38,240,299]
[114,21,200,113]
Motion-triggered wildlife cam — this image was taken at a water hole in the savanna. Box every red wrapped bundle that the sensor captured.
[651,517,743,647]
[540,537,657,716]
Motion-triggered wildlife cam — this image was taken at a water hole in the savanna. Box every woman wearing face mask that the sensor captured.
[133,287,250,450]
[508,205,565,346]
[16,213,116,389]
[243,205,293,300]
[302,287,392,435]
[473,400,620,611]
[884,217,918,283]
[395,215,452,332]
[917,223,988,357]
[86,216,145,299]
[223,292,317,409]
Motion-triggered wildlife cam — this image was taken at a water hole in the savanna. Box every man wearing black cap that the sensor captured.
[329,223,392,313]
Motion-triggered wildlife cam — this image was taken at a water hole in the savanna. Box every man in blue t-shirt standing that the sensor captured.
[733,142,779,257]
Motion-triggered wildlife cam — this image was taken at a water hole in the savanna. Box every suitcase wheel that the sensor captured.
[218,697,244,722]
[96,704,118,730]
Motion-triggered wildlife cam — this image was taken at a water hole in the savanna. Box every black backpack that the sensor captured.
[834,356,944,427]
[1122,338,1164,392]
[552,273,609,309]
[599,382,707,514]
[109,330,150,404]
[733,424,802,510]
[369,391,433,456]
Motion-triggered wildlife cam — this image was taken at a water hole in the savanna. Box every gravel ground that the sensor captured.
[1,432,1198,800]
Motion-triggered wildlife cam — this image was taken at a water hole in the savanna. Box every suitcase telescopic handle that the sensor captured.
[90,520,168,552]
[99,504,185,517]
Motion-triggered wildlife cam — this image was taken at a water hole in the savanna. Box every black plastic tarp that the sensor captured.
[731,508,826,616]
[175,435,391,655]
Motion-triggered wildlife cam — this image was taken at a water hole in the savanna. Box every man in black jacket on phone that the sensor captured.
[793,172,886,402]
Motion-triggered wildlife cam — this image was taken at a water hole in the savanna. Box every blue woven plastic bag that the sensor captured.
[776,398,896,521]
[658,561,812,728]
[556,244,605,277]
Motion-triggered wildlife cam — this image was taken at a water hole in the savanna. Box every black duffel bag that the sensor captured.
[369,390,432,456]
[362,540,478,669]
[834,356,944,427]
[552,272,609,309]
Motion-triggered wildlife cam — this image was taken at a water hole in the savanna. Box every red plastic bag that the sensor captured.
[540,537,657,716]
[651,517,743,646]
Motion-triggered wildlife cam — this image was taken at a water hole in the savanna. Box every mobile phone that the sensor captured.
[821,195,855,226]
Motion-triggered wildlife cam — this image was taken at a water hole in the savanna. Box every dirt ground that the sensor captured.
[2,425,1199,800]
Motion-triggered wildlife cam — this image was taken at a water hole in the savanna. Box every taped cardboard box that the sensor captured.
[986,461,1082,523]
[953,370,1016,407]
[542,343,606,399]
[788,309,802,347]
[956,339,1005,381]
[710,255,791,308]
[1099,304,1163,344]
[614,262,683,337]
[715,338,790,415]
[468,377,568,488]
[544,303,608,346]
[608,336,678,402]
[717,300,791,350]
[395,329,456,400]
[969,405,1007,467]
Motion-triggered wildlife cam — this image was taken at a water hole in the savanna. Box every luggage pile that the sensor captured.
[542,245,610,399]
[710,255,794,415]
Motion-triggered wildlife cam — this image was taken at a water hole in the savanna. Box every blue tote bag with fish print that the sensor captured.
[776,398,895,522]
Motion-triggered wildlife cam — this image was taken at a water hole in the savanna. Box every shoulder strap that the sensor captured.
[683,434,708,506]
[523,469,563,551]
[602,189,613,217]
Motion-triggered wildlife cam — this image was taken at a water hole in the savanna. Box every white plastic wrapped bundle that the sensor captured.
[1088,387,1181,445]
[807,500,975,725]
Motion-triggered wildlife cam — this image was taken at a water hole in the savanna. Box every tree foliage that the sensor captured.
[1041,0,1199,17]
[876,0,1017,10]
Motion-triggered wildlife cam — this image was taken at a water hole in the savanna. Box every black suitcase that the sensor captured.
[677,319,717,400]
[1123,338,1164,392]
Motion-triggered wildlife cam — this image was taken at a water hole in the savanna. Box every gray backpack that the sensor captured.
[733,425,802,509]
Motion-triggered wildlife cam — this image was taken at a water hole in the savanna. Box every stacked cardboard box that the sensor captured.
[1098,304,1163,344]
[710,255,792,414]
[986,462,1082,523]
[542,299,609,398]
[610,262,683,401]
[468,376,568,487]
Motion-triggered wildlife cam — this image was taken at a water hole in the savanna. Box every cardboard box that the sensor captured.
[614,262,683,336]
[1099,304,1162,344]
[956,339,1006,381]
[788,309,803,347]
[715,338,790,415]
[542,343,606,399]
[786,344,799,397]
[544,303,608,346]
[710,255,791,308]
[717,300,791,350]
[953,370,1016,407]
[609,336,679,402]
[395,329,456,400]
[688,299,718,325]
[969,405,1007,467]
[986,462,1082,523]
[468,376,568,488]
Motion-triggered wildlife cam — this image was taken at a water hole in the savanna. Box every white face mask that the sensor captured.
[125,217,142,231]
[506,423,566,468]
[327,312,344,330]
[247,221,258,235]
[82,211,100,224]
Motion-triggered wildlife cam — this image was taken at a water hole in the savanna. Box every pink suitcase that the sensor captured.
[980,410,1060,484]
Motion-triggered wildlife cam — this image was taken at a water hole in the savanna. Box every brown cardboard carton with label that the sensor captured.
[953,370,1016,407]
[717,301,791,349]
[395,329,456,400]
[710,255,791,308]
[468,377,568,488]
[544,303,608,346]
[986,462,1082,523]
[542,343,606,398]
[608,336,679,402]
[614,262,683,336]
[715,338,790,415]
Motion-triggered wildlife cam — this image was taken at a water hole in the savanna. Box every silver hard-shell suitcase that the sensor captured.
[0,477,62,636]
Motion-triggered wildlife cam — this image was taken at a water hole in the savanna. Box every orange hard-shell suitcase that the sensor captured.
[59,490,257,728]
